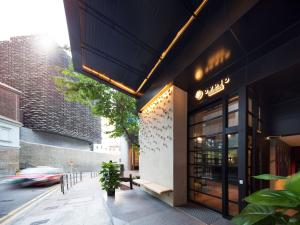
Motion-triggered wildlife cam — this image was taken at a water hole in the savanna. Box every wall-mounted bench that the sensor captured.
[133,179,172,195]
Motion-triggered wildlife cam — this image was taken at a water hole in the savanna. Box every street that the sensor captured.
[0,183,57,218]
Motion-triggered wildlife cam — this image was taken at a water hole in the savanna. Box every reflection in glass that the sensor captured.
[228,133,239,216]
[248,97,253,113]
[228,96,239,127]
[189,118,222,137]
[189,103,223,212]
[228,111,239,127]
[228,96,239,112]
[248,114,253,127]
[229,202,239,216]
[189,105,222,125]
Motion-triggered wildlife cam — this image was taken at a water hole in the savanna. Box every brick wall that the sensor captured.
[0,35,101,143]
[0,147,19,175]
[20,141,119,172]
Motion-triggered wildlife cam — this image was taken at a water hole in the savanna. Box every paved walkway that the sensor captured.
[4,176,233,225]
[5,177,112,225]
[106,189,232,225]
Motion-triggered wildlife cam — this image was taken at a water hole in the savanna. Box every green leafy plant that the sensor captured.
[52,60,139,147]
[232,172,300,225]
[99,161,120,196]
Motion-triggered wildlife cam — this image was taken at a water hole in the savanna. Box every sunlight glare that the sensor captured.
[0,0,70,47]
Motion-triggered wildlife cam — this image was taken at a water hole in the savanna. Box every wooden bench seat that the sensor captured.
[133,179,172,195]
[133,179,151,185]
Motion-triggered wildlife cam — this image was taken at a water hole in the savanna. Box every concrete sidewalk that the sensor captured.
[106,189,233,225]
[4,176,232,225]
[5,177,112,225]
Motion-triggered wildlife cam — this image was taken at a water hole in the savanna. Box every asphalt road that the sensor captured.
[0,183,57,218]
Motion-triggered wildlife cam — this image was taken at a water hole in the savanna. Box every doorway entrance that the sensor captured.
[248,62,300,193]
[188,96,239,216]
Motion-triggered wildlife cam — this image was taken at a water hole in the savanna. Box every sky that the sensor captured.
[0,0,70,47]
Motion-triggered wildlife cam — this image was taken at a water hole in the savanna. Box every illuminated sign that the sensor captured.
[195,77,230,101]
[194,48,231,82]
[205,49,230,74]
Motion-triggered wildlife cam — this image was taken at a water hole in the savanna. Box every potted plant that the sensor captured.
[232,172,300,225]
[99,161,120,196]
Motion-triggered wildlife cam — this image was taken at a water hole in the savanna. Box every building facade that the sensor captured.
[0,35,101,144]
[65,0,300,218]
[0,82,22,175]
[0,35,110,172]
[137,1,300,217]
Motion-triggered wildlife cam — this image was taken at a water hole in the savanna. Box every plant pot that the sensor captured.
[107,189,115,196]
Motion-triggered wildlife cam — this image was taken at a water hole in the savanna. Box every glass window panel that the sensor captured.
[190,105,222,125]
[229,202,239,216]
[228,133,238,148]
[203,135,223,150]
[248,97,253,113]
[189,191,195,200]
[194,192,222,212]
[248,136,253,149]
[189,103,223,212]
[248,167,252,179]
[189,137,202,149]
[189,165,203,177]
[202,118,222,135]
[228,96,239,112]
[228,111,239,127]
[258,120,262,133]
[228,96,239,127]
[248,114,253,127]
[228,132,239,212]
[189,119,222,137]
[189,152,203,164]
[228,150,238,167]
[248,150,252,167]
[228,183,239,203]
[189,178,195,189]
[196,179,222,198]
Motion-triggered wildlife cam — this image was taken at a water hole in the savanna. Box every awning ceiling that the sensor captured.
[64,0,206,96]
[64,0,300,101]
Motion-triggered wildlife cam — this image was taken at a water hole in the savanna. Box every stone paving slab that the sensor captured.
[6,178,112,225]
[104,188,232,225]
[177,204,233,225]
[5,176,233,225]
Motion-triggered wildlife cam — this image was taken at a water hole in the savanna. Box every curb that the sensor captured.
[0,185,59,225]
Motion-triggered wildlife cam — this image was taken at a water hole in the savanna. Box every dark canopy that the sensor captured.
[64,0,205,96]
[64,0,300,104]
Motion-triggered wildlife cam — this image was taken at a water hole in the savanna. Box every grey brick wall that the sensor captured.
[0,35,101,143]
[20,141,119,172]
[21,127,91,151]
[0,147,19,175]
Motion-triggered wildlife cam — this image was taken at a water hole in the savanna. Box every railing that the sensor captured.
[60,171,98,194]
[120,174,133,189]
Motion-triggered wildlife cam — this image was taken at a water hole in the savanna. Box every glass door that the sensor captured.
[188,103,223,212]
[227,96,239,216]
[188,96,240,216]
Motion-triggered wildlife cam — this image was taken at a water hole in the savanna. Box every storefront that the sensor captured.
[180,46,300,217]
[65,0,300,219]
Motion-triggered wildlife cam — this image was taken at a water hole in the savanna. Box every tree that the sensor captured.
[53,63,139,147]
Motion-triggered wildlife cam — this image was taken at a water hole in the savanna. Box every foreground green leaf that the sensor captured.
[245,189,300,208]
[285,172,300,195]
[232,204,275,225]
[253,174,287,181]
